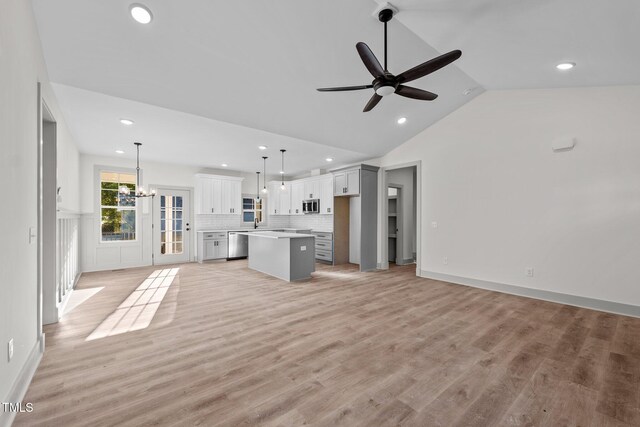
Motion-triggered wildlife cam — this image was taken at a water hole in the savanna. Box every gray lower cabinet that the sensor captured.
[313,231,333,263]
[198,232,228,262]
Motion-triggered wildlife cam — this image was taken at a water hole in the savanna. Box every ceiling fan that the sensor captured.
[317,7,462,112]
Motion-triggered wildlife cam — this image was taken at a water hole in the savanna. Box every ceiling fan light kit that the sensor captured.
[317,6,462,112]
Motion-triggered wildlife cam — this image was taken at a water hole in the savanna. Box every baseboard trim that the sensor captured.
[419,270,640,318]
[1,334,44,427]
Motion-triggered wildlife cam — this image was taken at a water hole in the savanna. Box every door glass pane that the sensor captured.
[160,195,184,254]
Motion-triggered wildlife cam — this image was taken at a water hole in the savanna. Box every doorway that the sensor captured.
[387,185,403,264]
[153,188,192,265]
[383,164,419,269]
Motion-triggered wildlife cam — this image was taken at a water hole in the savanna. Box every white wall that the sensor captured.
[386,167,416,263]
[0,0,80,413]
[377,86,640,309]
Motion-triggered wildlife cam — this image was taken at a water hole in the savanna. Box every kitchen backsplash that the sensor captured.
[289,214,333,231]
[196,213,333,231]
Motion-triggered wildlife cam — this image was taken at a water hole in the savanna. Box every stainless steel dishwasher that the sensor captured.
[227,232,249,259]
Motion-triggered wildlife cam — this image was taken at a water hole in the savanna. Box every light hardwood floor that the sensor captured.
[15,261,640,426]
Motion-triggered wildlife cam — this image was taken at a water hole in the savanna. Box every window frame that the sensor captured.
[96,166,140,244]
[241,195,265,224]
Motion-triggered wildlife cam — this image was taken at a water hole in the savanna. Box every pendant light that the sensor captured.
[262,156,268,194]
[119,142,156,199]
[280,149,286,190]
[255,171,261,201]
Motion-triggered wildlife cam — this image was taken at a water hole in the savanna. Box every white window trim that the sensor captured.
[242,195,265,224]
[95,165,140,245]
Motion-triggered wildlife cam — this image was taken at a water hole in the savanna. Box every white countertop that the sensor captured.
[237,231,315,239]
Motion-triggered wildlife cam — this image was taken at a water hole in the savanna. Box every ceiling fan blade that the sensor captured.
[356,42,385,78]
[397,50,462,83]
[317,85,373,92]
[363,93,382,112]
[395,85,438,101]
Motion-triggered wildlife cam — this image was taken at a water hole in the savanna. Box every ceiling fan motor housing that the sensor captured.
[378,8,394,22]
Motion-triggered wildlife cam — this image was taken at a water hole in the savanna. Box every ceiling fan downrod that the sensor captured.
[379,8,394,72]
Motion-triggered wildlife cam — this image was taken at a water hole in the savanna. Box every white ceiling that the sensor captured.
[31,0,639,173]
[390,0,640,89]
[51,83,368,175]
[31,0,481,172]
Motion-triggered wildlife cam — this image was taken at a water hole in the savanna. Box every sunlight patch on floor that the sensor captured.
[62,287,104,317]
[86,268,179,341]
[314,270,355,280]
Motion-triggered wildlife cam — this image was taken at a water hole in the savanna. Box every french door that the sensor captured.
[153,188,191,264]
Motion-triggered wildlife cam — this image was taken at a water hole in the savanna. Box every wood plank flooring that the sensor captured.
[14,260,640,426]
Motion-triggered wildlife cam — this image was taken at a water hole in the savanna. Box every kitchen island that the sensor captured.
[238,231,315,281]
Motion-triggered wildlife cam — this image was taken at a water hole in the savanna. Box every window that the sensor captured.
[242,197,264,224]
[100,171,137,241]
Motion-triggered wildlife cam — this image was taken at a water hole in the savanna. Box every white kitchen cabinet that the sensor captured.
[267,182,279,215]
[221,179,241,214]
[290,181,304,215]
[303,179,321,200]
[198,232,228,262]
[211,179,222,214]
[333,169,360,196]
[279,184,291,215]
[195,176,214,214]
[267,181,291,215]
[195,174,243,215]
[319,175,334,214]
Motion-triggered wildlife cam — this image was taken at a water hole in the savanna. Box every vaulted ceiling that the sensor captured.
[31,0,639,174]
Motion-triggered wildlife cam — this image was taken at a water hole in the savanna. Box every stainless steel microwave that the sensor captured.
[302,199,319,214]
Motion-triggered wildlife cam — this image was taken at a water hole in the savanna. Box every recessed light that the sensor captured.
[120,119,134,126]
[130,4,153,24]
[258,145,267,150]
[397,117,407,125]
[326,158,334,162]
[115,150,125,154]
[221,163,228,167]
[556,62,575,71]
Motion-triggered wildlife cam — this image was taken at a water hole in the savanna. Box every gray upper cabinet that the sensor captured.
[333,169,360,196]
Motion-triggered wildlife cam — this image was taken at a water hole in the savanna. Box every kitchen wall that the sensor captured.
[0,0,81,419]
[376,86,640,313]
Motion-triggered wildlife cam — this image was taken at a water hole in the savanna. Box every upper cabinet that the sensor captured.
[195,174,243,215]
[268,181,291,215]
[333,169,360,196]
[266,174,334,216]
[303,179,321,200]
[319,175,333,214]
[290,181,304,215]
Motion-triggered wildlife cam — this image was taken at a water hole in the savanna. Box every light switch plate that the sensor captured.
[301,246,306,251]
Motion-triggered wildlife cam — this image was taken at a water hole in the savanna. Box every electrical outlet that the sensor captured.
[431,221,438,228]
[525,268,534,277]
[300,246,306,251]
[8,338,14,362]
[443,256,448,265]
